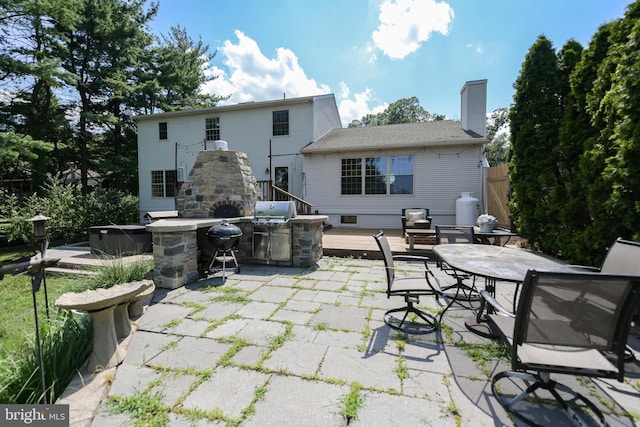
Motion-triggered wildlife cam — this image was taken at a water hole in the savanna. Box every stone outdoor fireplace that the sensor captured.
[175,149,261,218]
[146,147,328,289]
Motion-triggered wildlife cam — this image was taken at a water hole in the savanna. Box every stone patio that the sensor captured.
[57,256,640,426]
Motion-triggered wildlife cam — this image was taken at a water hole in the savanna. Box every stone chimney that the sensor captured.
[460,79,487,138]
[176,150,261,218]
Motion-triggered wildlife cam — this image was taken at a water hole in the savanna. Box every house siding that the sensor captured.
[136,95,341,220]
[460,80,487,137]
[303,145,484,229]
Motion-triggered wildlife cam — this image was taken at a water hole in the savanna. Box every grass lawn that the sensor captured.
[0,272,92,359]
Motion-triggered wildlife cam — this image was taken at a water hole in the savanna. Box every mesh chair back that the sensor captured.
[514,271,640,353]
[601,238,640,275]
[435,225,475,244]
[373,231,395,293]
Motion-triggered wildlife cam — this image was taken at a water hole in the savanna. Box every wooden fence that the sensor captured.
[486,164,511,229]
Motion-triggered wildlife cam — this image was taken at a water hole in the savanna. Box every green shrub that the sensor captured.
[1,176,139,244]
[0,309,92,404]
[89,256,154,289]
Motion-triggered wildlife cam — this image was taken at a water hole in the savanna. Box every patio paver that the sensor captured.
[56,254,639,427]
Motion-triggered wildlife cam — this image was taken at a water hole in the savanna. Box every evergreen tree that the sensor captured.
[559,23,614,263]
[593,4,640,243]
[57,0,157,192]
[0,0,78,193]
[508,35,563,253]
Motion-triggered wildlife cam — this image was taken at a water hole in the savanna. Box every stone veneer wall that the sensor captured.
[292,221,323,267]
[176,150,260,218]
[152,231,199,289]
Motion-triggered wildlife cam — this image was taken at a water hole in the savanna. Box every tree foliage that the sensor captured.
[509,0,640,264]
[509,35,564,253]
[347,97,444,127]
[484,107,510,166]
[0,0,223,196]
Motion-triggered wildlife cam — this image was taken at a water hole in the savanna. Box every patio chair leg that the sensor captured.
[384,301,438,335]
[491,371,606,427]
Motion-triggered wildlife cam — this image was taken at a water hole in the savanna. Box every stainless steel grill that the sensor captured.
[252,201,297,263]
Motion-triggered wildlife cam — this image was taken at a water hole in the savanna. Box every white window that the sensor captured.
[205,117,220,141]
[341,156,413,195]
[151,170,177,197]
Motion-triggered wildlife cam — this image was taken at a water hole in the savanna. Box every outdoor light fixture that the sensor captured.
[25,212,53,404]
[27,213,50,242]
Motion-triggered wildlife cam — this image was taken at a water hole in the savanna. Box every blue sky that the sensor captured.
[148,0,632,126]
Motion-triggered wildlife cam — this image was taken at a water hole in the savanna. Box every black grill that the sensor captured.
[204,221,242,280]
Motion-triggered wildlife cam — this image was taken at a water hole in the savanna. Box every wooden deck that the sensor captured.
[322,227,434,259]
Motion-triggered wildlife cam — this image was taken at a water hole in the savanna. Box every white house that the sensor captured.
[301,80,488,228]
[135,94,342,220]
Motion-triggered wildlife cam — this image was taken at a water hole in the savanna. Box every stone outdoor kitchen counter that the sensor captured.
[146,215,328,289]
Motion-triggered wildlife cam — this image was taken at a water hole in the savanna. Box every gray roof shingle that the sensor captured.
[302,121,486,153]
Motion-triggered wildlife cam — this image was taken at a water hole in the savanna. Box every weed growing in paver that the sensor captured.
[339,381,365,424]
[180,301,206,316]
[439,322,454,342]
[624,410,640,422]
[217,337,251,367]
[268,324,293,350]
[162,318,181,329]
[201,314,241,336]
[108,391,170,427]
[160,340,178,351]
[441,401,460,420]
[211,293,250,304]
[314,322,328,331]
[395,356,409,380]
[358,321,372,352]
[455,340,509,378]
[238,381,270,423]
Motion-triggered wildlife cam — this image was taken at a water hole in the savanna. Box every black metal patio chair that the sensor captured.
[434,225,480,307]
[571,237,640,361]
[373,230,448,334]
[483,270,640,427]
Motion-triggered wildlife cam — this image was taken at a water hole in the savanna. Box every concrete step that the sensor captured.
[47,266,98,276]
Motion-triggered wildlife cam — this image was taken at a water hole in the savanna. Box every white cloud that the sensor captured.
[202,30,330,104]
[372,0,454,60]
[202,31,388,128]
[466,42,484,54]
[336,82,388,126]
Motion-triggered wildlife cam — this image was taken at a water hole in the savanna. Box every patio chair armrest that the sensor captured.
[392,254,430,263]
[479,290,514,317]
[567,264,600,272]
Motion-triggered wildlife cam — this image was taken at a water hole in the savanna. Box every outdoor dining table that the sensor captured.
[432,243,577,336]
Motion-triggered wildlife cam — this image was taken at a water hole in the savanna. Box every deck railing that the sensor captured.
[256,180,313,214]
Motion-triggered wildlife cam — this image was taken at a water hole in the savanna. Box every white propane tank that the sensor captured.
[455,192,480,226]
[214,140,228,150]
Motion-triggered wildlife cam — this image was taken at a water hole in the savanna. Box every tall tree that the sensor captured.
[0,0,78,193]
[347,97,443,127]
[589,3,640,243]
[557,24,614,263]
[132,25,224,114]
[542,39,584,253]
[57,0,157,191]
[508,35,563,253]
